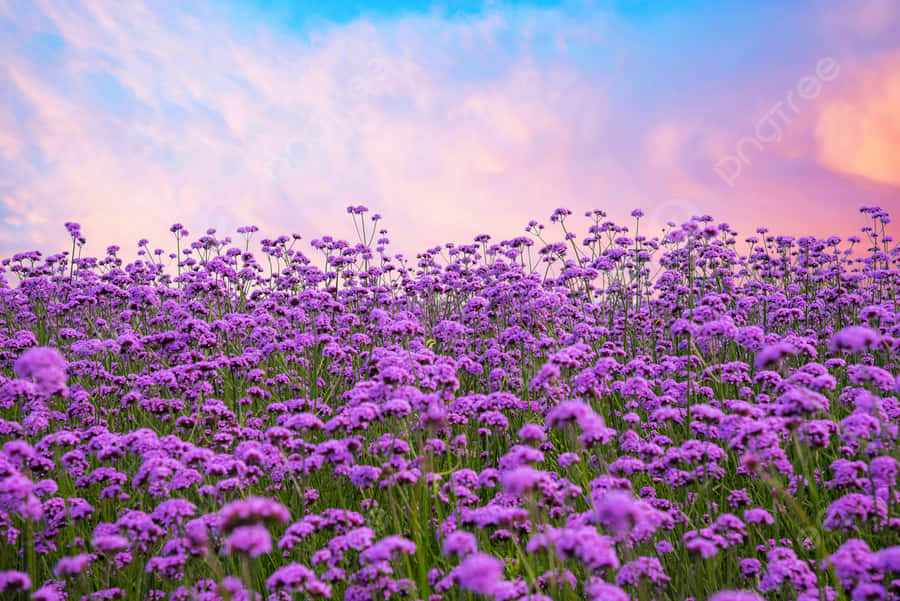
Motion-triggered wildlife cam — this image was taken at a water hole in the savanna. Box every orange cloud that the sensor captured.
[815,51,900,187]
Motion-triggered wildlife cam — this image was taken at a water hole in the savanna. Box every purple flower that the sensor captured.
[32,479,58,498]
[548,526,620,572]
[873,546,900,572]
[824,493,887,531]
[586,579,630,601]
[546,400,594,429]
[830,326,882,353]
[500,466,546,496]
[93,534,130,553]
[593,489,648,537]
[547,400,615,445]
[0,473,40,518]
[443,530,477,558]
[754,342,797,370]
[7,205,900,601]
[743,508,774,525]
[775,387,829,417]
[870,456,898,489]
[708,592,766,601]
[219,496,290,532]
[13,347,67,396]
[267,562,331,597]
[851,582,886,600]
[615,556,669,589]
[656,540,674,554]
[223,524,272,557]
[0,570,30,592]
[684,530,722,559]
[456,552,504,595]
[558,452,580,468]
[830,539,874,589]
[517,423,547,443]
[759,547,818,594]
[151,498,197,526]
[184,518,210,553]
[740,559,762,577]
[348,464,382,488]
[54,553,92,577]
[31,582,66,601]
[360,535,417,565]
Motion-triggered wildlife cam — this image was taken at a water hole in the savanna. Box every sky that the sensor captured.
[1,0,899,259]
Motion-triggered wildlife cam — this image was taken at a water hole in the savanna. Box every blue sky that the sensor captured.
[223,0,570,27]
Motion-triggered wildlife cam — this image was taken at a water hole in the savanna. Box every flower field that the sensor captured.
[1,205,899,601]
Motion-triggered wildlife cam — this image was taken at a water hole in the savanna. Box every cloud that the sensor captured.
[0,0,622,257]
[819,0,900,36]
[815,50,900,187]
[0,0,897,263]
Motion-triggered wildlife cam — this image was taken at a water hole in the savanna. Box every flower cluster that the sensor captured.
[0,204,898,600]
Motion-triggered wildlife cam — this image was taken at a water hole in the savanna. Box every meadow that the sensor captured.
[0,205,898,601]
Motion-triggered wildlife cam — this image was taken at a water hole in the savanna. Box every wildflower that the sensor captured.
[558,452,580,468]
[873,546,900,572]
[586,579,630,601]
[740,559,762,578]
[267,563,332,597]
[593,489,648,537]
[54,553,92,577]
[219,496,290,532]
[830,326,881,353]
[615,556,670,589]
[0,570,30,592]
[456,552,505,595]
[223,524,272,557]
[31,582,66,601]
[743,508,774,525]
[151,498,197,526]
[500,466,546,496]
[824,494,887,531]
[13,347,68,396]
[348,464,381,488]
[518,423,547,444]
[759,547,818,595]
[550,526,619,572]
[754,342,797,370]
[684,529,723,558]
[830,539,874,589]
[851,583,886,600]
[360,535,417,565]
[93,534,130,553]
[708,592,766,601]
[443,530,477,557]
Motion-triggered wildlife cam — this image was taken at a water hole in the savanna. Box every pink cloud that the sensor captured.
[815,50,900,187]
[819,0,900,36]
[0,0,897,263]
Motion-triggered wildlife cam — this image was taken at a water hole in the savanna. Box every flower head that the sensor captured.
[223,524,272,557]
[14,347,68,396]
[456,552,504,595]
